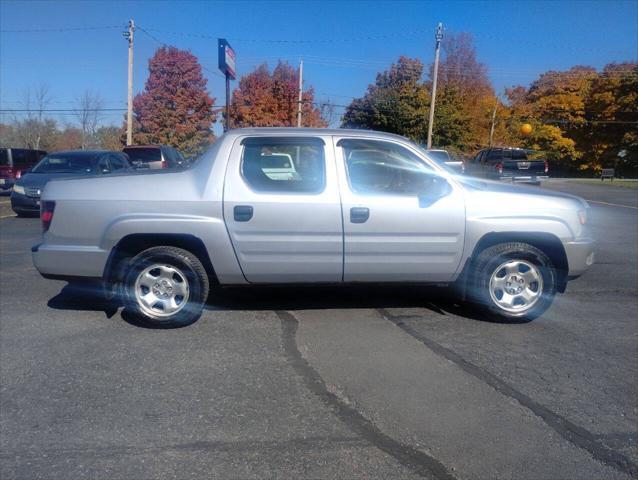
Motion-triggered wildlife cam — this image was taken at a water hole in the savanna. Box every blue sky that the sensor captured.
[1,0,636,130]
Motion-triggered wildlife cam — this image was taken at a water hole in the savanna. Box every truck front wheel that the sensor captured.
[470,242,557,321]
[123,246,209,327]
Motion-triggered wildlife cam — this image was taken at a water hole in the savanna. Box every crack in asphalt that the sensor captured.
[378,308,638,479]
[0,436,368,460]
[276,310,456,480]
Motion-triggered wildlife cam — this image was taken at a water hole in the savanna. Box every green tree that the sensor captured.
[132,46,216,156]
[431,85,472,149]
[341,56,430,142]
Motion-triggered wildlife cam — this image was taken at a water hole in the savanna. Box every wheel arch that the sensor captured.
[103,233,217,297]
[456,231,569,297]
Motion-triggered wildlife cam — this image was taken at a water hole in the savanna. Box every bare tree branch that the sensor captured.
[13,83,53,149]
[75,90,104,149]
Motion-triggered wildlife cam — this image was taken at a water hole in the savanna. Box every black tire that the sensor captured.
[122,246,209,327]
[469,242,557,321]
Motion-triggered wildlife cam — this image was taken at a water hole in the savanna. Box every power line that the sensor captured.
[0,108,128,112]
[0,25,123,33]
[140,27,429,44]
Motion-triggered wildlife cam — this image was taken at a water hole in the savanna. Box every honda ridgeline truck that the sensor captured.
[32,128,595,327]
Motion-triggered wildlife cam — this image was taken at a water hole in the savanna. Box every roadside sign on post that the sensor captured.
[218,39,236,132]
[218,39,236,80]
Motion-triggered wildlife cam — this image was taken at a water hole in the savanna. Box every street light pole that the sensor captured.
[426,22,443,149]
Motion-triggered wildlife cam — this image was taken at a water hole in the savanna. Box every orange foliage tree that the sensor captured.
[229,61,327,128]
[132,46,216,156]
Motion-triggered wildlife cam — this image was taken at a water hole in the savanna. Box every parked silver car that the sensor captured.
[32,128,594,327]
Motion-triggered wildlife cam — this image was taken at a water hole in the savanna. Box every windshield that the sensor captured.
[31,154,97,174]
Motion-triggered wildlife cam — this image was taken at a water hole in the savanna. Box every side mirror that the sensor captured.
[418,177,452,207]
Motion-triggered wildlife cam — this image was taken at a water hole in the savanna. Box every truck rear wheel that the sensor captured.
[470,242,557,321]
[123,246,209,327]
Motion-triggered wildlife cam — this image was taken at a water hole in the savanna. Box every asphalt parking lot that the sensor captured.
[1,180,637,480]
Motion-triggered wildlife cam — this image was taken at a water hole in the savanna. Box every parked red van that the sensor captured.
[0,148,47,193]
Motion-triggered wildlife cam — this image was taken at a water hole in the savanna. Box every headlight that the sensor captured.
[13,185,25,195]
[578,209,588,225]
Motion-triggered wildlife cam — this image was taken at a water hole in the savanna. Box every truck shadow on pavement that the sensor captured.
[47,282,119,318]
[47,282,526,328]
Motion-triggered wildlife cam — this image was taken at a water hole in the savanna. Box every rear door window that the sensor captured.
[0,149,9,166]
[241,137,325,193]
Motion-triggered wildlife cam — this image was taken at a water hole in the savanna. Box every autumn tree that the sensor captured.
[132,46,216,156]
[434,32,495,150]
[504,64,637,173]
[341,56,430,142]
[230,61,327,128]
[96,126,123,151]
[584,62,638,174]
[54,126,83,151]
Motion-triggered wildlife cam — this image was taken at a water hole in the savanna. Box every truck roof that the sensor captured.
[224,127,409,142]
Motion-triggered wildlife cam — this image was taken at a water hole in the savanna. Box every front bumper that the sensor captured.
[564,238,595,278]
[11,192,40,214]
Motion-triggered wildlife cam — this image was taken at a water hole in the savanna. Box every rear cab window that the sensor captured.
[123,147,161,164]
[10,149,28,166]
[485,149,502,163]
[511,149,528,160]
[0,150,9,166]
[240,137,326,194]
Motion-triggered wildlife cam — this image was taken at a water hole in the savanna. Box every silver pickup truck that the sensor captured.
[32,128,595,327]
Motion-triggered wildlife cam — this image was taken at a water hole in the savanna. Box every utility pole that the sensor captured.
[296,59,303,127]
[488,96,498,147]
[123,19,135,146]
[426,22,443,149]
